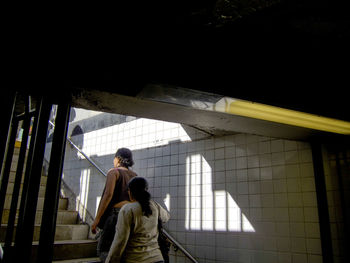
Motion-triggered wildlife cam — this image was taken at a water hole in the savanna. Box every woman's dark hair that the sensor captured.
[115,148,134,168]
[128,177,152,217]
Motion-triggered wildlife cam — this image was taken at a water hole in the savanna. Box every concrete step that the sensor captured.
[6,180,47,194]
[0,224,90,242]
[8,171,47,185]
[3,240,98,263]
[32,240,98,262]
[8,171,24,184]
[13,144,21,155]
[6,183,47,198]
[3,196,68,210]
[9,146,97,262]
[9,156,30,173]
[2,209,78,225]
[37,197,69,210]
[53,258,101,263]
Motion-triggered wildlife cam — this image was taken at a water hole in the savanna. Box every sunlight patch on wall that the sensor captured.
[76,168,90,221]
[185,154,255,232]
[96,196,101,217]
[242,214,255,232]
[215,190,227,231]
[164,193,171,212]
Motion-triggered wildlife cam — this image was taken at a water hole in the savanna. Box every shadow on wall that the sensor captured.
[62,130,281,261]
[130,139,289,262]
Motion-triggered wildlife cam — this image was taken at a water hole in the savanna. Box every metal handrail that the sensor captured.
[67,138,107,176]
[49,121,107,176]
[49,120,199,263]
[162,229,199,263]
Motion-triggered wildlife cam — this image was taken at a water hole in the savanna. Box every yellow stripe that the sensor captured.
[226,99,350,135]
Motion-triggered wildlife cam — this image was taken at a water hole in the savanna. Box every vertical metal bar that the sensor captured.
[4,116,31,252]
[37,102,71,263]
[311,142,334,263]
[0,119,19,225]
[336,150,350,263]
[13,97,52,262]
[0,91,16,173]
[14,111,38,247]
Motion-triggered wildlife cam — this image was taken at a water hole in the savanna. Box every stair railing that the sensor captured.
[66,135,107,176]
[162,229,199,263]
[48,121,199,263]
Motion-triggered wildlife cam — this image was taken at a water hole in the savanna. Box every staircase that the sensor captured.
[1,144,100,262]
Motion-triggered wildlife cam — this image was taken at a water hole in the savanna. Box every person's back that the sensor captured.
[120,201,169,263]
[106,177,170,263]
[92,147,137,263]
[112,169,136,204]
[104,168,137,218]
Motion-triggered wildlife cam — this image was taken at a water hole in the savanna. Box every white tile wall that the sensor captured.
[62,110,322,263]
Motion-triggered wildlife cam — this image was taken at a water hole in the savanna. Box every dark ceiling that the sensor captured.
[7,0,350,121]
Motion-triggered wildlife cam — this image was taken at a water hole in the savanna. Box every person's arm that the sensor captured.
[91,168,119,234]
[105,206,133,263]
[155,201,170,223]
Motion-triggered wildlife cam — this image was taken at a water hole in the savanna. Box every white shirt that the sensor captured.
[106,200,170,263]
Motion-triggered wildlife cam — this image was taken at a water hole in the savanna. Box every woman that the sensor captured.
[106,177,170,263]
[92,148,137,262]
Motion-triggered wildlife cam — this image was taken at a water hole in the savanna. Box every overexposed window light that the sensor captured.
[81,118,192,157]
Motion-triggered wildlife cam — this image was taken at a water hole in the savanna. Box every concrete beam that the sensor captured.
[71,87,324,141]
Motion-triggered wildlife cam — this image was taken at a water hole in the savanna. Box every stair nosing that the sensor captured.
[1,224,87,227]
[32,239,97,245]
[1,239,97,246]
[52,257,100,263]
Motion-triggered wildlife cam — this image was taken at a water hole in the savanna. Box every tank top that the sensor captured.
[98,168,137,229]
[110,168,137,206]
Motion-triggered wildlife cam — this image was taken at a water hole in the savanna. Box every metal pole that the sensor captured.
[4,115,31,255]
[14,108,38,248]
[0,119,19,226]
[311,141,334,263]
[336,150,350,263]
[13,97,52,262]
[37,102,71,263]
[0,91,16,173]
